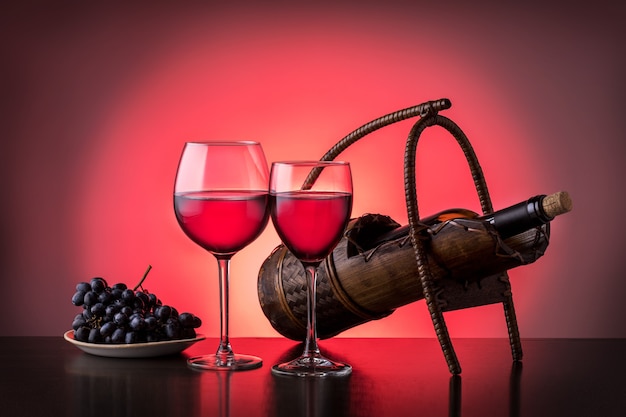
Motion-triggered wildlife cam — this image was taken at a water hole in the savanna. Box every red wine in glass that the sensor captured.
[269,161,353,377]
[175,190,269,255]
[174,141,269,371]
[270,191,352,263]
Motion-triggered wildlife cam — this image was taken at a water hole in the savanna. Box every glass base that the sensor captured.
[271,354,352,377]
[187,354,263,371]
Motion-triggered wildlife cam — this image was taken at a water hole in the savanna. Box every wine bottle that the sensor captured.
[379,191,573,242]
[258,192,572,341]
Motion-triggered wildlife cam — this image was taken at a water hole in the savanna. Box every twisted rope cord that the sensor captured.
[319,99,451,162]
[404,115,461,374]
[302,99,451,189]
[504,298,523,360]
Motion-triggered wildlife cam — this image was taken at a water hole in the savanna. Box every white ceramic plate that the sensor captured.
[63,330,205,358]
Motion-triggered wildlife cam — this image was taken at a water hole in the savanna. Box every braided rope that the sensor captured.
[302,99,451,189]
[320,99,451,162]
[404,115,461,374]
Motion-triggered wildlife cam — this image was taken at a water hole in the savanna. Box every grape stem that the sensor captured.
[133,265,153,291]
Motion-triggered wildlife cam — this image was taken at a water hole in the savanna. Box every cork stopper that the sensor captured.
[542,191,573,218]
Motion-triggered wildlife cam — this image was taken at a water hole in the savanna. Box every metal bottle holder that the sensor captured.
[259,98,546,375]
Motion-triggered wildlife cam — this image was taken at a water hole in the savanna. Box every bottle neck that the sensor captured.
[482,195,551,240]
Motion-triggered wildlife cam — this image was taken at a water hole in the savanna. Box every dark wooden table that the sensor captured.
[1,337,624,416]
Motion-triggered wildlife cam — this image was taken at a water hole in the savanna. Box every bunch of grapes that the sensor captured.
[71,267,201,344]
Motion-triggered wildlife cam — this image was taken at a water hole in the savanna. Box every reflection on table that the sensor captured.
[1,337,624,417]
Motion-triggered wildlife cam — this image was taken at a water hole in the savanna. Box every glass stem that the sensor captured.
[302,263,321,358]
[216,256,234,361]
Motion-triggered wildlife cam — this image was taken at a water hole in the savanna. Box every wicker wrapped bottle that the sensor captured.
[258,191,572,341]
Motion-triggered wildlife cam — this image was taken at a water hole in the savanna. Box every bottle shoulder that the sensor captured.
[421,208,480,225]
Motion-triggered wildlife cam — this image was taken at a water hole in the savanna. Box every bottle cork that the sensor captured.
[542,191,573,219]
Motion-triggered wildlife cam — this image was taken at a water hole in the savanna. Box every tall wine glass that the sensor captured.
[269,161,353,377]
[174,141,269,371]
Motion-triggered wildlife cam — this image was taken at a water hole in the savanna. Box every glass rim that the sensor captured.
[184,140,261,146]
[271,160,350,166]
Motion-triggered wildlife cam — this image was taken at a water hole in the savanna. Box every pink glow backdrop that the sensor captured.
[1,1,624,338]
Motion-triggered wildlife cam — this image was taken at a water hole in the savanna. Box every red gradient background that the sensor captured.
[1,1,624,338]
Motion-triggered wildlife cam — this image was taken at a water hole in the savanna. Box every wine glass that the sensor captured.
[269,161,353,377]
[174,141,269,371]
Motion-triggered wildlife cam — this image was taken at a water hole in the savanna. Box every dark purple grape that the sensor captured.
[111,288,124,300]
[125,331,138,344]
[83,291,98,307]
[121,306,133,317]
[100,321,117,337]
[82,308,94,321]
[88,327,102,343]
[129,315,145,331]
[113,298,126,308]
[72,315,87,330]
[90,302,106,317]
[192,316,202,328]
[76,282,91,293]
[155,305,172,321]
[111,328,125,343]
[112,282,127,291]
[121,289,135,303]
[132,297,145,311]
[74,327,90,342]
[165,323,180,339]
[147,293,158,308]
[98,290,112,304]
[135,291,149,305]
[113,312,129,326]
[105,304,119,319]
[178,312,195,328]
[145,315,158,331]
[72,290,86,306]
[90,277,107,294]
